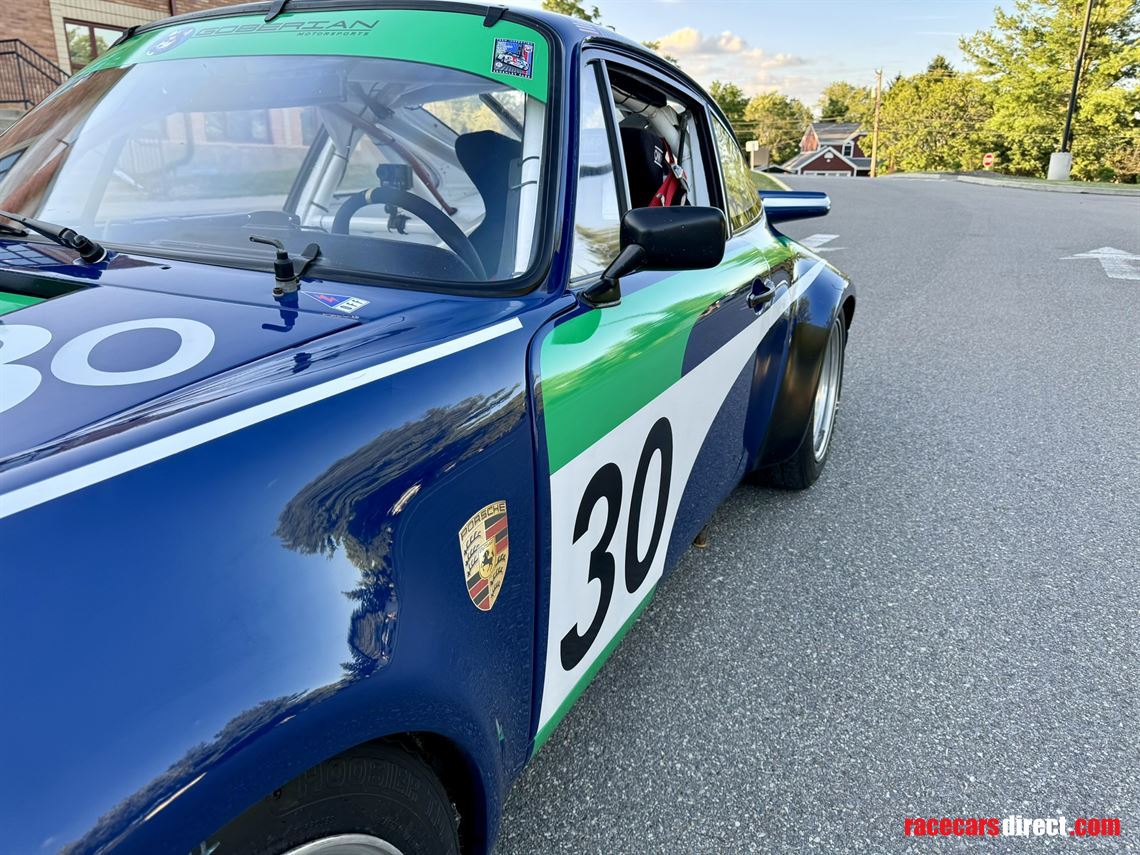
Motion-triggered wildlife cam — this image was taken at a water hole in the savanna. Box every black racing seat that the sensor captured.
[454,130,522,278]
[620,126,668,208]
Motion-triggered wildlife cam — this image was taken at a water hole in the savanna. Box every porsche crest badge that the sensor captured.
[459,500,509,611]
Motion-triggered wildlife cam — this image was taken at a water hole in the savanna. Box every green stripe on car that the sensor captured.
[0,292,43,316]
[539,241,793,474]
[532,582,657,754]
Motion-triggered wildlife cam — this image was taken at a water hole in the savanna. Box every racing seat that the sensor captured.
[455,130,522,278]
[620,126,668,208]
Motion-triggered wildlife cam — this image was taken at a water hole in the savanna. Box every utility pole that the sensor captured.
[870,68,882,178]
[1049,0,1095,179]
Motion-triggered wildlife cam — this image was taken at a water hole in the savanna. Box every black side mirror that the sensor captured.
[582,206,728,308]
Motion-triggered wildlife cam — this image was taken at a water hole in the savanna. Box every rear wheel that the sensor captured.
[755,316,846,490]
[213,743,460,855]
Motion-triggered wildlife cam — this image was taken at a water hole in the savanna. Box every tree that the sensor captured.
[926,54,955,76]
[640,38,679,66]
[541,0,601,22]
[708,81,749,137]
[817,81,874,125]
[873,68,997,173]
[960,0,1140,181]
[741,92,812,164]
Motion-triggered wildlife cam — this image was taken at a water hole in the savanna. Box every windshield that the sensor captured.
[0,10,550,287]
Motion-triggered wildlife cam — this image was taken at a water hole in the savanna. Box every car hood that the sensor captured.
[0,244,537,855]
[0,244,420,464]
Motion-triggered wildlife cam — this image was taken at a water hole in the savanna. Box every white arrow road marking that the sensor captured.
[1062,246,1140,281]
[801,233,844,252]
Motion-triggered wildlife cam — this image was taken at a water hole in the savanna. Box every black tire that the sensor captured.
[753,317,846,490]
[212,743,460,855]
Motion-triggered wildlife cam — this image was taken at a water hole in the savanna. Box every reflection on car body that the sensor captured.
[0,4,854,854]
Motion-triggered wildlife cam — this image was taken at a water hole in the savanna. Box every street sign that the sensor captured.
[745,140,760,152]
[982,152,996,168]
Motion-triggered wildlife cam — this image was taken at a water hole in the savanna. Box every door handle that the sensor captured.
[747,278,776,311]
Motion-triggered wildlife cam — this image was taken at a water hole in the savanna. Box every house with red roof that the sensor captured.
[776,122,872,177]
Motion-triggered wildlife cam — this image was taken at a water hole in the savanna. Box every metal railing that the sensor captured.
[0,39,68,111]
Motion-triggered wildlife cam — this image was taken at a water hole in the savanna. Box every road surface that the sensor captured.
[494,176,1140,852]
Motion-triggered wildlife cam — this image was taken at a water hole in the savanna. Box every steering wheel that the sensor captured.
[331,187,487,280]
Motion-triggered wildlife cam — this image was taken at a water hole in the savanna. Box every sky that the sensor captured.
[510,0,1013,106]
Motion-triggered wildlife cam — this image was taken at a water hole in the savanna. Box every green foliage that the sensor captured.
[641,39,680,66]
[708,81,749,137]
[750,170,787,191]
[926,55,955,76]
[960,0,1140,182]
[541,0,602,22]
[66,27,92,68]
[742,92,812,164]
[425,96,508,136]
[817,81,874,125]
[873,69,997,172]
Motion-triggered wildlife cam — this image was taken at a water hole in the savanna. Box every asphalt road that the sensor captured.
[494,176,1140,852]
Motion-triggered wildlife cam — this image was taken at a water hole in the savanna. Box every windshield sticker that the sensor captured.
[145,26,195,55]
[492,39,534,80]
[76,10,549,102]
[303,292,369,313]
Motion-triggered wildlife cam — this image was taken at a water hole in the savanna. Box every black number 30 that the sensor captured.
[560,417,674,671]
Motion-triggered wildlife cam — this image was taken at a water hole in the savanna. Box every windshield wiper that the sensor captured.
[0,210,107,264]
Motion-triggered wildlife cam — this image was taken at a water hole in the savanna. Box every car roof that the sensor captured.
[124,1,720,108]
[130,0,643,52]
[124,1,734,136]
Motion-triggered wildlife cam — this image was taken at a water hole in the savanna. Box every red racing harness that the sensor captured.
[649,138,690,207]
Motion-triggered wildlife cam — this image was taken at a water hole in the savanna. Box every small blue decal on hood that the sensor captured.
[303,292,370,313]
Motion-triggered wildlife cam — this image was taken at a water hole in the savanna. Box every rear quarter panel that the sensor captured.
[752,239,855,469]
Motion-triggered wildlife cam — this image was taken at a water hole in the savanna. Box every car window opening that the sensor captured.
[607,71,701,211]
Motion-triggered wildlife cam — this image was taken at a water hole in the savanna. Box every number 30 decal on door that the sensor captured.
[560,417,673,671]
[535,260,823,745]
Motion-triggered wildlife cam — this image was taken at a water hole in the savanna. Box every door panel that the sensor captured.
[533,225,803,744]
[530,56,813,749]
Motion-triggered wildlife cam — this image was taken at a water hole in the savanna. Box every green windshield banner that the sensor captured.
[77,9,549,101]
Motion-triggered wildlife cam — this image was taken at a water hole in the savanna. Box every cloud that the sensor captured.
[657,27,748,55]
[649,26,816,101]
[762,52,808,70]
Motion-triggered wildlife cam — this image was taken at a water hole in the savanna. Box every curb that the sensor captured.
[956,174,1140,197]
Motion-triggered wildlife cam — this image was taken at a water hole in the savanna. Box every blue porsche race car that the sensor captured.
[0,3,854,853]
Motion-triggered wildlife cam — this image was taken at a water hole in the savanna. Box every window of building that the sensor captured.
[64,20,125,72]
[843,141,854,157]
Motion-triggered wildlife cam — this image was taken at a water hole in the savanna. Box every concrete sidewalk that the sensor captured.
[885,170,1140,197]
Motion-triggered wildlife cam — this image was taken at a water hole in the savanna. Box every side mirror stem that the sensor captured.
[582,243,646,309]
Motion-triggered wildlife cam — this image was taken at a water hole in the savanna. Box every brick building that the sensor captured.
[1,0,233,119]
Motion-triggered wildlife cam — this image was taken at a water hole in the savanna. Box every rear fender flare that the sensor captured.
[757,259,853,468]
